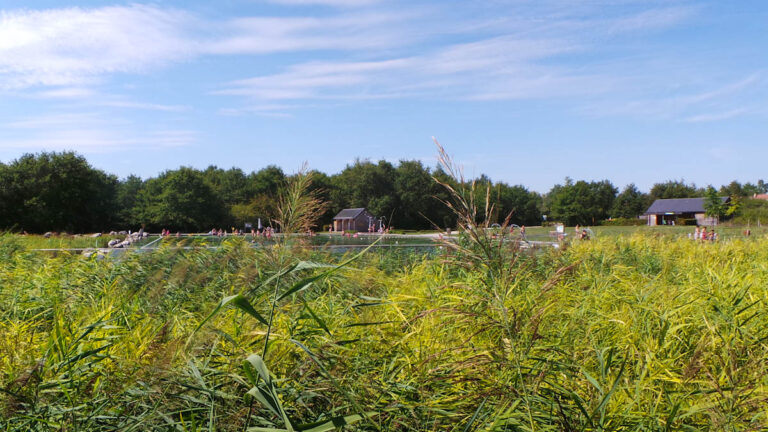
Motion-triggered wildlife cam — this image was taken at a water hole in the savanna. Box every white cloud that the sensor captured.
[215,35,602,101]
[266,0,381,7]
[217,59,409,99]
[34,87,96,99]
[602,6,699,33]
[212,3,702,103]
[581,73,764,121]
[683,109,748,123]
[1,0,755,125]
[0,5,414,91]
[201,12,410,55]
[0,5,197,89]
[97,100,191,112]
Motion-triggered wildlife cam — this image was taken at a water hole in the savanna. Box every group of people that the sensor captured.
[160,228,179,237]
[574,224,590,240]
[207,227,274,238]
[328,225,389,234]
[691,226,718,242]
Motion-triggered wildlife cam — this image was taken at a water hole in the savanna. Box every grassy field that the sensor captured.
[10,234,126,249]
[9,224,763,252]
[522,224,765,241]
[2,230,768,430]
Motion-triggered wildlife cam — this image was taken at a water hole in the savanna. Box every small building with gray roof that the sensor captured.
[332,208,376,232]
[644,197,729,226]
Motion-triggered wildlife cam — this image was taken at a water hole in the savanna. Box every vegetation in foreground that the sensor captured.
[2,229,768,430]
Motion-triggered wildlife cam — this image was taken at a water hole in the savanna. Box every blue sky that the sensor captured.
[0,0,766,192]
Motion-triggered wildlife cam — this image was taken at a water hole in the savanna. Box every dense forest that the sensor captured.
[1,151,767,233]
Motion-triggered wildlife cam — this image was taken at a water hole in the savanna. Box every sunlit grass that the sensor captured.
[2,233,768,430]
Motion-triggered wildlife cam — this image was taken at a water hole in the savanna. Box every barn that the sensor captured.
[332,208,376,232]
[644,197,729,226]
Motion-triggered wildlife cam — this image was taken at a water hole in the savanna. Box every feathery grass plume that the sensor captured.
[431,137,528,324]
[273,163,327,237]
[432,138,517,279]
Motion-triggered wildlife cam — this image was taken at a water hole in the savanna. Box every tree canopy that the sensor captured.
[0,152,117,232]
[0,151,763,233]
[547,178,617,226]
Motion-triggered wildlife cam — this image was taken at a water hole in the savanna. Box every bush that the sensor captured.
[541,221,564,227]
[731,198,768,225]
[601,217,646,226]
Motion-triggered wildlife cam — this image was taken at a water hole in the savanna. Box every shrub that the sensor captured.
[601,217,646,226]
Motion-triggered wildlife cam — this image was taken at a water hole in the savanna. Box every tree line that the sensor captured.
[1,151,766,233]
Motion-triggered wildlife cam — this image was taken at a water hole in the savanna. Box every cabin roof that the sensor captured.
[644,197,728,215]
[333,208,368,219]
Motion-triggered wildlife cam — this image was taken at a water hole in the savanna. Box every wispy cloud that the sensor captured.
[582,73,764,121]
[0,112,196,152]
[0,0,761,125]
[0,4,416,92]
[683,109,747,123]
[97,100,191,112]
[33,87,97,99]
[0,5,197,89]
[215,34,604,101]
[266,0,382,7]
[218,103,301,118]
[213,3,702,104]
[201,11,410,55]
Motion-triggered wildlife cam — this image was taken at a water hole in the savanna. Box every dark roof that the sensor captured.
[333,208,367,219]
[644,197,729,215]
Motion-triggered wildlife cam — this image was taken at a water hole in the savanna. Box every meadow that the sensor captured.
[2,228,768,431]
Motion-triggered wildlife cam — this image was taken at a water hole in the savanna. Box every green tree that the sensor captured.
[331,159,397,221]
[547,178,617,225]
[115,175,145,228]
[719,180,745,198]
[428,166,459,230]
[741,181,763,197]
[0,152,117,233]
[703,186,728,220]
[649,180,699,200]
[248,165,285,197]
[393,160,436,229]
[495,183,542,226]
[305,170,336,227]
[135,167,225,231]
[204,167,249,203]
[611,184,650,219]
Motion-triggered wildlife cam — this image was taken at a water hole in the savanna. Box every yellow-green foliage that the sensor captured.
[1,234,768,430]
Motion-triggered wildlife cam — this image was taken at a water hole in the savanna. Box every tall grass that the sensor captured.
[3,201,768,428]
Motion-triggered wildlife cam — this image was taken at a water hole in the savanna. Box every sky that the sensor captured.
[0,0,766,193]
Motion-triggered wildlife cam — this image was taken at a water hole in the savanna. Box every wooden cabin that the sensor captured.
[332,208,375,232]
